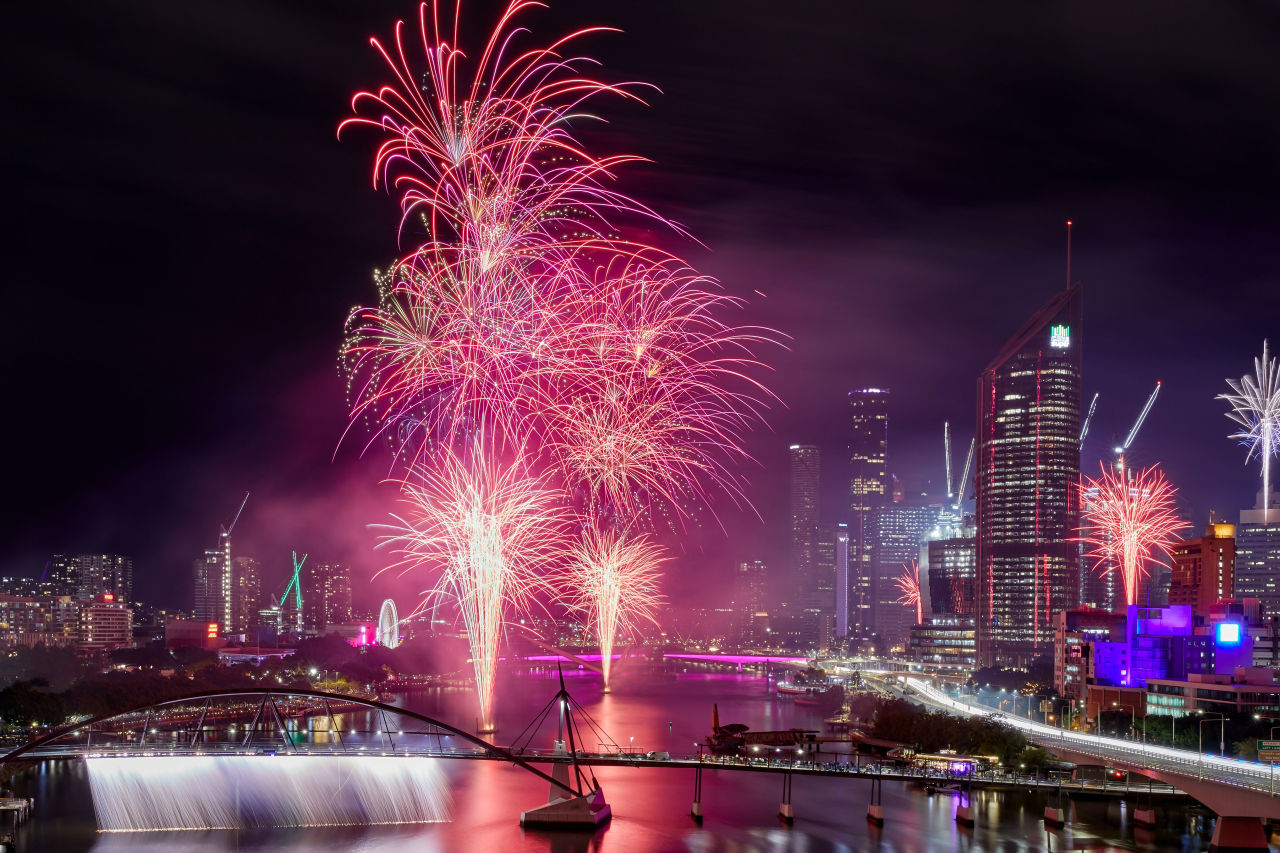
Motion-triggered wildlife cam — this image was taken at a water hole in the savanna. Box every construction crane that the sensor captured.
[280,552,308,634]
[1115,381,1162,478]
[1079,392,1099,443]
[220,491,250,543]
[944,422,954,501]
[954,438,975,509]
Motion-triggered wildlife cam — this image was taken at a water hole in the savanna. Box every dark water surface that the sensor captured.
[8,666,1243,851]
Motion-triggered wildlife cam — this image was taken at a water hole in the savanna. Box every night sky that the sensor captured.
[4,1,1279,609]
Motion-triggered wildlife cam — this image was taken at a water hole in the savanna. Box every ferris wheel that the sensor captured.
[377,599,401,649]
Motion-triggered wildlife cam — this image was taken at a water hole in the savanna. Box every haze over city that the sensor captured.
[1,4,1279,849]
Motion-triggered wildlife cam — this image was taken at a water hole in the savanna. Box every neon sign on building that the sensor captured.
[1050,324,1070,348]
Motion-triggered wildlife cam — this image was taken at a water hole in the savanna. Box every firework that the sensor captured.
[342,1,775,723]
[1080,463,1186,607]
[379,441,566,731]
[895,561,923,625]
[564,528,666,690]
[1219,340,1280,512]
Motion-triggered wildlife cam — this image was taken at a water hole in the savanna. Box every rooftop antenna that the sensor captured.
[1066,219,1073,287]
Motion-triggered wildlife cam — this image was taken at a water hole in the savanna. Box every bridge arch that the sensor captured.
[0,686,575,795]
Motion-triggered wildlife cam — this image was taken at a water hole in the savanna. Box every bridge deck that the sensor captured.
[12,745,1183,797]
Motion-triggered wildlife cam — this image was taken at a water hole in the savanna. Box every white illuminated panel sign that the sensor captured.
[1050,324,1070,348]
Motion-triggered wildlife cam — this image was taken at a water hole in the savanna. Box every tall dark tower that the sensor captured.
[788,444,821,605]
[848,389,889,634]
[976,283,1082,667]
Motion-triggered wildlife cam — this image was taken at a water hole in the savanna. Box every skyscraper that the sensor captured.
[194,534,233,634]
[926,517,977,617]
[231,556,261,636]
[788,444,820,605]
[75,554,133,603]
[302,561,353,632]
[1170,524,1235,623]
[848,388,889,635]
[1236,489,1280,617]
[833,524,851,637]
[976,283,1082,667]
[871,502,936,641]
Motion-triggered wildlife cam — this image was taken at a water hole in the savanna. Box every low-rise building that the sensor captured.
[908,616,975,666]
[1145,667,1280,717]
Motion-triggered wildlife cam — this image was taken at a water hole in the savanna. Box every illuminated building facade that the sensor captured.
[77,593,132,652]
[871,502,935,640]
[231,556,261,636]
[976,283,1082,667]
[926,518,977,617]
[1235,493,1280,616]
[74,554,133,603]
[848,389,888,634]
[788,444,820,608]
[1169,524,1236,623]
[302,561,353,632]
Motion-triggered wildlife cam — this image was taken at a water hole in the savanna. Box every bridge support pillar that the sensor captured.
[1042,806,1065,827]
[778,771,793,823]
[691,763,703,822]
[955,800,974,826]
[1209,816,1269,853]
[1133,807,1156,828]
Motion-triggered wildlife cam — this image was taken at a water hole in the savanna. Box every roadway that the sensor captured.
[896,676,1280,800]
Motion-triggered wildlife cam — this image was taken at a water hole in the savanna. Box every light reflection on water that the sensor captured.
[10,666,1227,851]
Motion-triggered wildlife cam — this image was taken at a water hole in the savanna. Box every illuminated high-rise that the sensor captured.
[1170,524,1235,623]
[302,561,353,632]
[788,444,820,606]
[848,389,889,634]
[75,553,133,603]
[231,556,261,636]
[1236,490,1280,617]
[976,283,1082,667]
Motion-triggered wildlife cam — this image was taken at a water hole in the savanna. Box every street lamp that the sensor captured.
[1112,701,1143,744]
[1197,711,1227,776]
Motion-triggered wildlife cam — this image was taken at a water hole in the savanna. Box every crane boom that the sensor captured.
[223,491,250,538]
[1122,382,1161,451]
[954,437,975,508]
[944,422,953,499]
[1079,392,1099,443]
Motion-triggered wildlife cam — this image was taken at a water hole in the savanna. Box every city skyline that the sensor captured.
[3,1,1278,610]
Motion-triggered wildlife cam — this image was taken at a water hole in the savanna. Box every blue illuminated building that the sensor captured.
[1087,604,1253,690]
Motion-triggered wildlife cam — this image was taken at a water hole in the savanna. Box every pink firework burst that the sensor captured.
[895,561,923,625]
[563,528,667,691]
[1080,463,1186,608]
[378,440,567,731]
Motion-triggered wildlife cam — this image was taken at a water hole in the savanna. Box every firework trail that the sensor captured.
[564,528,667,690]
[379,441,566,731]
[1219,340,1280,513]
[895,561,923,625]
[1080,463,1186,607]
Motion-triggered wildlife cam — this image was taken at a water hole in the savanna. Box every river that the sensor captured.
[7,663,1236,851]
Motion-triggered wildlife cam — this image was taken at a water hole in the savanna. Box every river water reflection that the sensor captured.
[10,664,1236,851]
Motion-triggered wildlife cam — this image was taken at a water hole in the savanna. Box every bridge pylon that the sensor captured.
[517,666,612,828]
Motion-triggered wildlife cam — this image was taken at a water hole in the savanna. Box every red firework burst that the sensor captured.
[1079,463,1186,607]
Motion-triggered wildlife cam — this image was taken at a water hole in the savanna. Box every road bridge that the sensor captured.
[902,676,1280,851]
